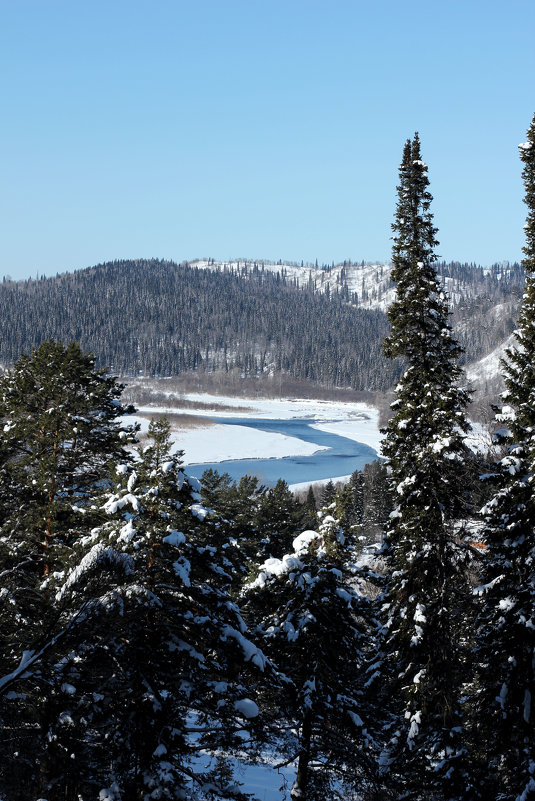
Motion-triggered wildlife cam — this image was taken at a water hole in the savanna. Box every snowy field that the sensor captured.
[128,393,383,480]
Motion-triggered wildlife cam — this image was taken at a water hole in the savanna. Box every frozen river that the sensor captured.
[185,416,379,487]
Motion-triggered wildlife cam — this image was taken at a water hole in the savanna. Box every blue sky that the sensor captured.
[1,0,534,280]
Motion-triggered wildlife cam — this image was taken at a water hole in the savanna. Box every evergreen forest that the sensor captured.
[0,255,524,394]
[1,113,535,801]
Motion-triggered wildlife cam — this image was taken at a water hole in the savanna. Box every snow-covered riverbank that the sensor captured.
[130,414,329,465]
[130,393,383,471]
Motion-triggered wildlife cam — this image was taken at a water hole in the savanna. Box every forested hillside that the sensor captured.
[0,257,524,392]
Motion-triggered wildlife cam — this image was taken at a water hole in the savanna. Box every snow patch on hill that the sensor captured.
[190,258,518,314]
[465,334,515,386]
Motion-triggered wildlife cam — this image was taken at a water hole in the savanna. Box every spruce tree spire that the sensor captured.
[383,133,470,521]
[473,112,535,800]
[377,134,473,800]
[503,112,535,421]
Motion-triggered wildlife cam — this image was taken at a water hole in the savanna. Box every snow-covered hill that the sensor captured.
[189,258,524,390]
[465,333,515,392]
[190,257,522,313]
[192,258,394,310]
[0,256,522,395]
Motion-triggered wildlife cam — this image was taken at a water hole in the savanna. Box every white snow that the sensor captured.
[348,710,364,726]
[125,392,492,490]
[413,603,426,624]
[310,414,383,455]
[407,710,421,748]
[175,393,378,424]
[103,493,140,515]
[183,423,325,465]
[234,698,259,719]
[173,556,191,586]
[190,258,397,312]
[249,554,304,588]
[189,503,209,521]
[289,474,353,493]
[162,530,185,546]
[524,689,531,723]
[221,626,267,670]
[99,784,121,801]
[55,542,105,600]
[292,530,321,555]
[117,520,136,544]
[465,422,494,455]
[498,597,516,612]
[465,333,515,386]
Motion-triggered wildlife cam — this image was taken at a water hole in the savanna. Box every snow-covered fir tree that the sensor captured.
[377,134,474,800]
[301,485,319,531]
[472,112,535,801]
[39,416,268,800]
[242,505,377,801]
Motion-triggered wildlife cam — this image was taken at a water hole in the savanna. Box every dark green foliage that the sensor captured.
[319,479,336,507]
[0,347,270,800]
[0,340,134,572]
[333,464,392,544]
[301,484,319,530]
[377,135,474,800]
[473,113,535,800]
[361,461,391,539]
[200,467,235,515]
[0,124,531,799]
[199,468,267,573]
[336,470,365,532]
[0,338,134,636]
[226,474,267,535]
[254,478,307,558]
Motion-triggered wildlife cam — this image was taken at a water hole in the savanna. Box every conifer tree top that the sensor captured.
[383,133,464,382]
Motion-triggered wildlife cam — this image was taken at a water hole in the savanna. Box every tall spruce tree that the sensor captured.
[0,340,135,670]
[377,134,473,800]
[0,341,136,798]
[473,113,535,800]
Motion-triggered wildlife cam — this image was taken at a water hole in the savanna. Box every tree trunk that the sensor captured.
[291,711,312,800]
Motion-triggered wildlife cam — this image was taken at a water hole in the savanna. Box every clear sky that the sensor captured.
[1,0,534,280]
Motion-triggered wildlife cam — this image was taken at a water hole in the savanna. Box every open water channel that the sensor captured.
[185,417,379,487]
